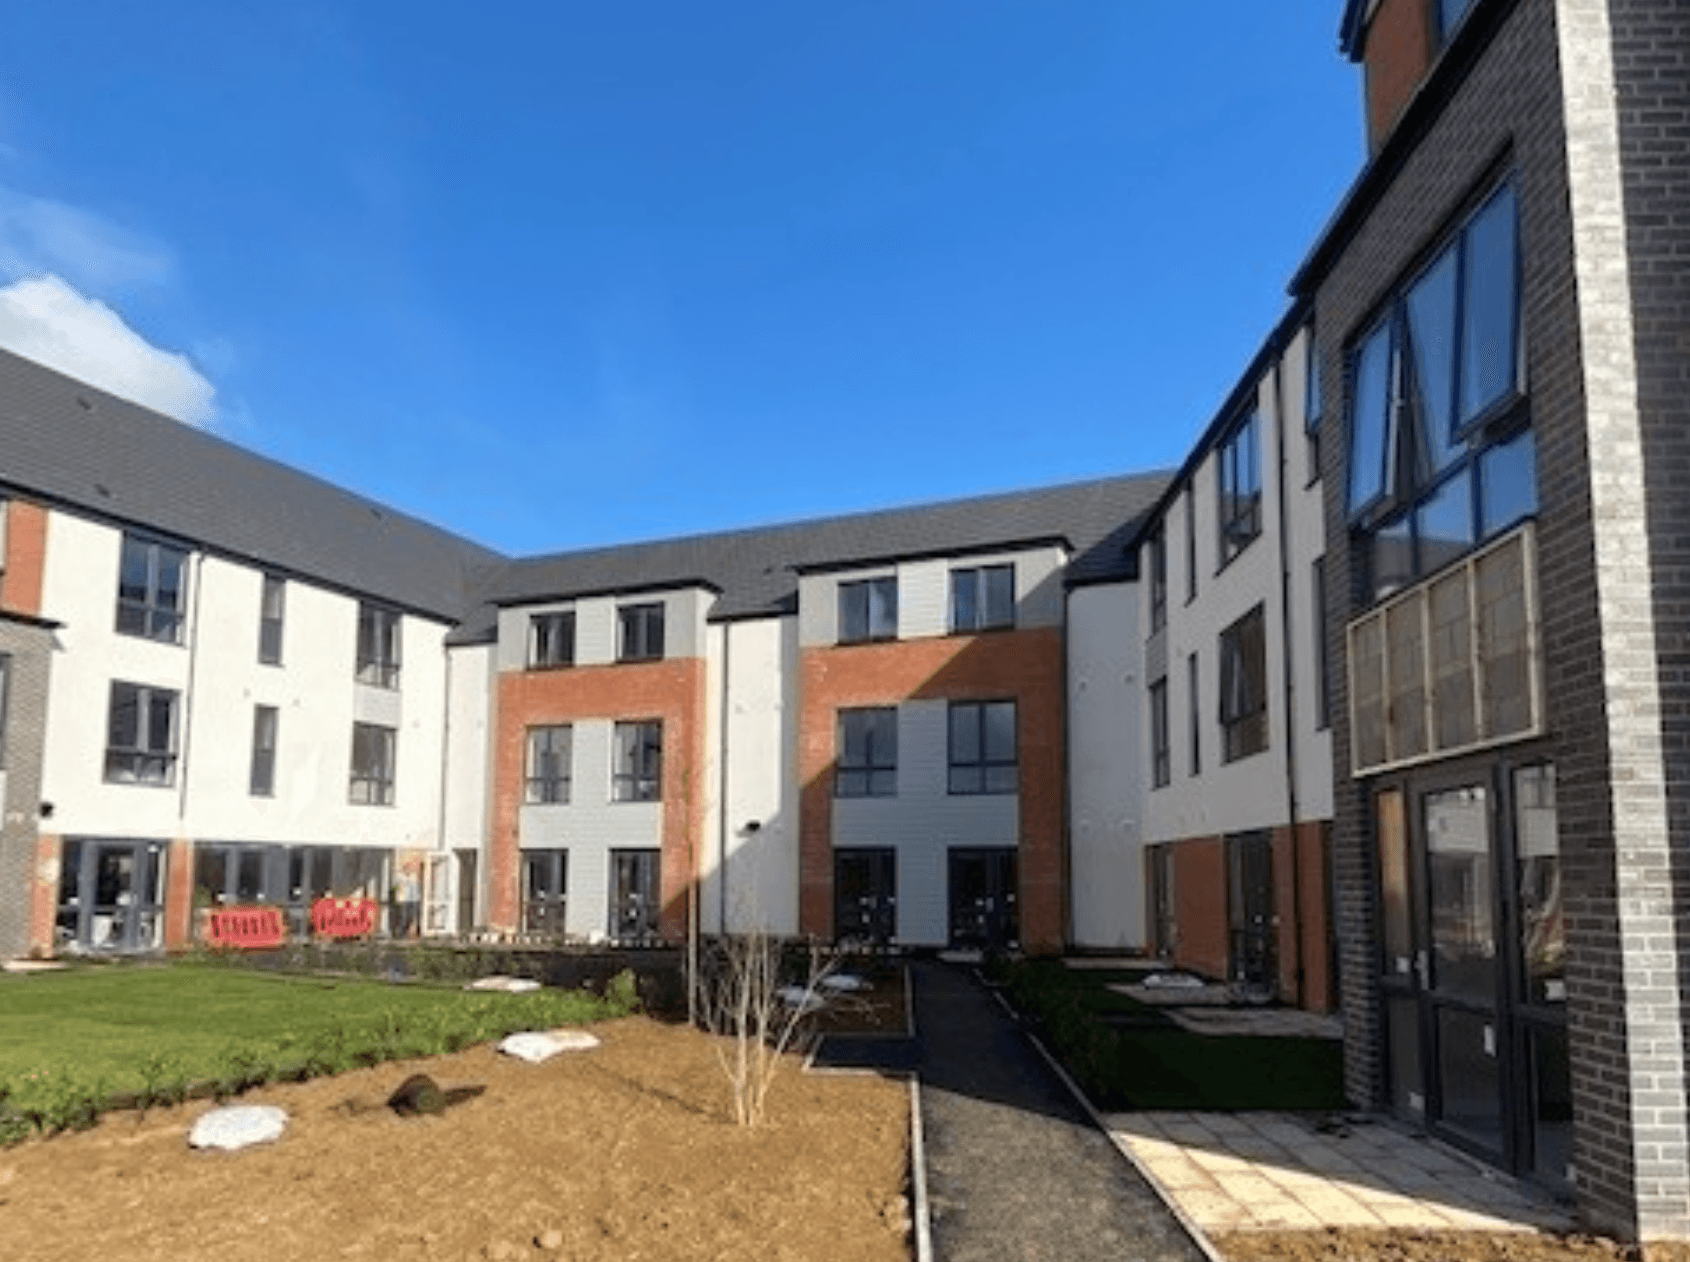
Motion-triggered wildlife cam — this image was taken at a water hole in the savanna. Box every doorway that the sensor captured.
[834,848,896,945]
[608,849,660,944]
[1226,830,1276,992]
[56,839,167,953]
[947,847,1018,950]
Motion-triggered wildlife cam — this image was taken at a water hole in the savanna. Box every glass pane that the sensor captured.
[195,848,228,905]
[1436,1006,1503,1152]
[984,764,1018,794]
[951,571,977,632]
[1529,1025,1574,1182]
[1377,790,1413,975]
[1372,516,1415,601]
[1349,322,1395,511]
[836,768,867,798]
[155,548,186,614]
[1426,785,1494,1004]
[839,585,866,642]
[1386,598,1427,761]
[237,850,266,902]
[146,691,174,753]
[869,768,897,796]
[984,702,1016,761]
[1476,537,1533,738]
[949,766,981,794]
[1406,247,1460,473]
[1516,765,1565,1003]
[870,579,897,638]
[109,684,139,747]
[1480,428,1537,536]
[1352,617,1388,770]
[871,709,896,767]
[1460,184,1520,426]
[1429,571,1477,750]
[985,566,1015,627]
[1416,470,1474,576]
[841,714,868,767]
[950,706,979,764]
[119,539,151,605]
[1388,995,1425,1115]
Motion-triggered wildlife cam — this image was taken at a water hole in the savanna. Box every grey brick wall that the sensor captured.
[0,619,52,959]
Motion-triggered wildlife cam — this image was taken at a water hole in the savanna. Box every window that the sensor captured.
[612,720,662,802]
[950,565,1015,633]
[1148,526,1167,633]
[1149,680,1170,789]
[1305,329,1323,484]
[948,700,1017,795]
[839,577,897,644]
[1439,0,1477,42]
[1188,653,1201,775]
[1184,490,1197,603]
[116,534,189,643]
[349,722,396,805]
[258,575,285,665]
[617,602,664,662]
[525,725,572,804]
[522,850,568,936]
[1219,605,1269,763]
[105,681,179,785]
[836,707,897,798]
[529,611,575,669]
[1348,180,1523,540]
[1313,557,1332,729]
[250,705,278,797]
[1217,411,1262,565]
[356,604,401,688]
[0,653,10,770]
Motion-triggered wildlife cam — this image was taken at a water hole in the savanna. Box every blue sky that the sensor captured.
[0,3,1362,557]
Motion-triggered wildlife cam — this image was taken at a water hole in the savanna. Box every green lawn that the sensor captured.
[996,958,1346,1112]
[0,963,634,1135]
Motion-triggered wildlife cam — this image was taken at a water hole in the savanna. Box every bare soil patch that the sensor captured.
[1216,1229,1690,1262]
[0,1016,910,1262]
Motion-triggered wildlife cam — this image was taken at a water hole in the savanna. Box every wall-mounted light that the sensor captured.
[743,820,762,833]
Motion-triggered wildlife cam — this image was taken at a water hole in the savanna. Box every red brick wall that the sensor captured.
[797,627,1066,950]
[1168,836,1228,980]
[28,833,60,955]
[489,659,707,939]
[164,839,195,949]
[2,499,49,617]
[1363,0,1435,151]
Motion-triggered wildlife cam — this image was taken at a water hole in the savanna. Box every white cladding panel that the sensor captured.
[832,700,1018,946]
[496,588,710,672]
[798,545,1067,648]
[711,618,799,935]
[443,644,494,850]
[38,511,447,849]
[1067,582,1146,949]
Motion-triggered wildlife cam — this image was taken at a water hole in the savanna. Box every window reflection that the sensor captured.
[1516,765,1564,1003]
[1426,785,1494,1005]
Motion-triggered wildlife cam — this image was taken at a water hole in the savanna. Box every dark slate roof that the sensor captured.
[456,470,1173,642]
[0,347,504,620]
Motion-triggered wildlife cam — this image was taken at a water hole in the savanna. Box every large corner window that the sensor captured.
[1348,180,1524,564]
[612,719,663,802]
[617,602,665,663]
[355,603,401,689]
[836,707,897,798]
[525,724,573,804]
[529,611,575,669]
[1348,524,1543,775]
[105,681,179,786]
[116,534,189,644]
[1217,411,1262,566]
[948,700,1017,795]
[1219,604,1268,763]
[950,564,1015,633]
[1147,526,1167,633]
[349,722,396,805]
[839,576,897,644]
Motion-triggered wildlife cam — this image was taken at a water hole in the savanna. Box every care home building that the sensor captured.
[0,0,1687,1241]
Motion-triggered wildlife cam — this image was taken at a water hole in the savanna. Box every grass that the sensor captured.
[996,958,1346,1112]
[0,961,638,1142]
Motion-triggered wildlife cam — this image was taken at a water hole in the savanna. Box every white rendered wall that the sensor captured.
[798,544,1067,647]
[443,643,493,851]
[38,513,450,851]
[832,699,1019,946]
[1067,581,1147,949]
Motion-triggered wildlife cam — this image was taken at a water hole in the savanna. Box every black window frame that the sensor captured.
[1148,525,1167,633]
[355,603,402,689]
[250,704,278,797]
[1184,489,1197,604]
[1150,678,1170,789]
[947,699,1018,796]
[612,719,663,802]
[521,849,569,936]
[1219,604,1269,764]
[529,610,576,669]
[1188,652,1202,776]
[617,602,665,663]
[525,724,573,805]
[836,707,898,798]
[259,575,285,666]
[949,564,1016,634]
[349,721,397,806]
[1217,411,1262,567]
[838,576,898,645]
[104,680,180,786]
[1304,326,1323,487]
[116,532,189,645]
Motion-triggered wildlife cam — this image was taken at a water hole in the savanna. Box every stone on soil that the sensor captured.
[188,1105,287,1151]
[499,1030,600,1063]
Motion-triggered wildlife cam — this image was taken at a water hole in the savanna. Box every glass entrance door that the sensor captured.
[55,839,167,952]
[608,849,660,944]
[835,848,896,945]
[947,848,1018,950]
[1226,830,1276,993]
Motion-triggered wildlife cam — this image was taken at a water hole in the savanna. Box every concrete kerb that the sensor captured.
[981,974,1230,1262]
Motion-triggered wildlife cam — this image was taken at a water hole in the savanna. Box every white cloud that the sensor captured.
[0,189,175,293]
[0,274,216,426]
